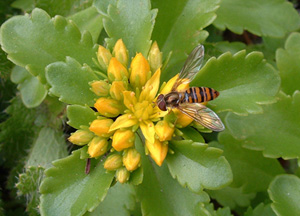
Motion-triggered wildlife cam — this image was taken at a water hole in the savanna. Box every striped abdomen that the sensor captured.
[183,87,219,103]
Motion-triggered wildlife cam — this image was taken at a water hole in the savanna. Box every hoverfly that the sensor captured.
[156,45,225,132]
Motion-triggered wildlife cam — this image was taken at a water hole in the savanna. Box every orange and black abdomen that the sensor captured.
[183,87,219,103]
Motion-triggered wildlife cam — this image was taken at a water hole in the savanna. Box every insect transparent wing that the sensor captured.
[172,45,205,91]
[177,103,225,132]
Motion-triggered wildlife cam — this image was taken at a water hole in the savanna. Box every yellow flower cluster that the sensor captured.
[68,39,193,183]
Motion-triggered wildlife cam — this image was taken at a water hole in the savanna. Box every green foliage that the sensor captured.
[226,92,300,159]
[0,8,97,83]
[191,50,280,115]
[1,0,300,215]
[46,57,98,106]
[40,149,114,216]
[167,140,232,193]
[214,0,300,37]
[101,0,157,58]
[152,0,220,82]
[268,175,300,216]
[276,32,300,95]
[135,137,210,216]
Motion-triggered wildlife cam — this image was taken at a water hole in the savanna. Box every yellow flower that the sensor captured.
[104,154,123,171]
[88,137,108,158]
[68,130,94,146]
[97,45,112,71]
[123,148,141,171]
[112,129,135,151]
[89,118,114,137]
[146,139,168,166]
[72,40,199,178]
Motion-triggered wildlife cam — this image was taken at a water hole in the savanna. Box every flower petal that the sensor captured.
[146,139,168,166]
[123,91,137,112]
[109,114,138,132]
[139,68,161,102]
[140,121,155,144]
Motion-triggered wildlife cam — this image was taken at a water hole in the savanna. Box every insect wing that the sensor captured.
[177,103,225,132]
[172,45,205,91]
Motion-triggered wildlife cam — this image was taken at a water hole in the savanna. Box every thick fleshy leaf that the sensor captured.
[85,183,136,216]
[214,0,300,37]
[276,32,300,95]
[166,140,232,193]
[68,6,104,43]
[12,0,93,17]
[135,136,209,216]
[67,105,97,129]
[215,133,284,193]
[11,66,47,108]
[226,92,300,159]
[46,57,98,106]
[191,50,280,115]
[205,203,233,216]
[26,127,68,168]
[103,0,157,58]
[0,8,97,83]
[208,186,255,209]
[40,149,114,216]
[244,203,276,216]
[151,0,220,82]
[268,174,300,216]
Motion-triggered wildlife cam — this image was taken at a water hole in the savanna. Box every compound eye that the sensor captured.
[158,100,167,111]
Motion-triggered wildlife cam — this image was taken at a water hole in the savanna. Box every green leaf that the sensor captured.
[26,127,68,168]
[11,65,48,108]
[85,183,136,216]
[244,203,276,216]
[103,0,157,58]
[208,186,255,209]
[226,91,300,159]
[68,6,104,43]
[135,137,209,216]
[152,0,220,82]
[205,203,233,216]
[268,174,300,216]
[0,8,97,83]
[12,0,93,17]
[67,105,97,129]
[40,149,114,216]
[191,50,280,115]
[46,57,98,106]
[93,0,116,15]
[205,41,246,59]
[166,140,232,193]
[214,0,300,37]
[216,132,284,193]
[276,32,300,95]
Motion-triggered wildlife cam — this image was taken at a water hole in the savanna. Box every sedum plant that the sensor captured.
[0,0,300,215]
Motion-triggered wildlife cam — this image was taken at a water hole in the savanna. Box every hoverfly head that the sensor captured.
[156,94,167,111]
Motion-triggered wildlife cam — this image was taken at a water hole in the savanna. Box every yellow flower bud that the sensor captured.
[88,137,108,158]
[155,120,175,141]
[104,154,123,171]
[97,45,112,71]
[68,129,94,146]
[107,57,129,82]
[148,41,162,73]
[146,139,168,166]
[123,148,141,171]
[110,81,127,100]
[116,167,130,183]
[113,39,129,68]
[89,118,114,137]
[130,53,150,89]
[173,109,194,128]
[94,97,122,117]
[90,80,110,97]
[112,129,135,151]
